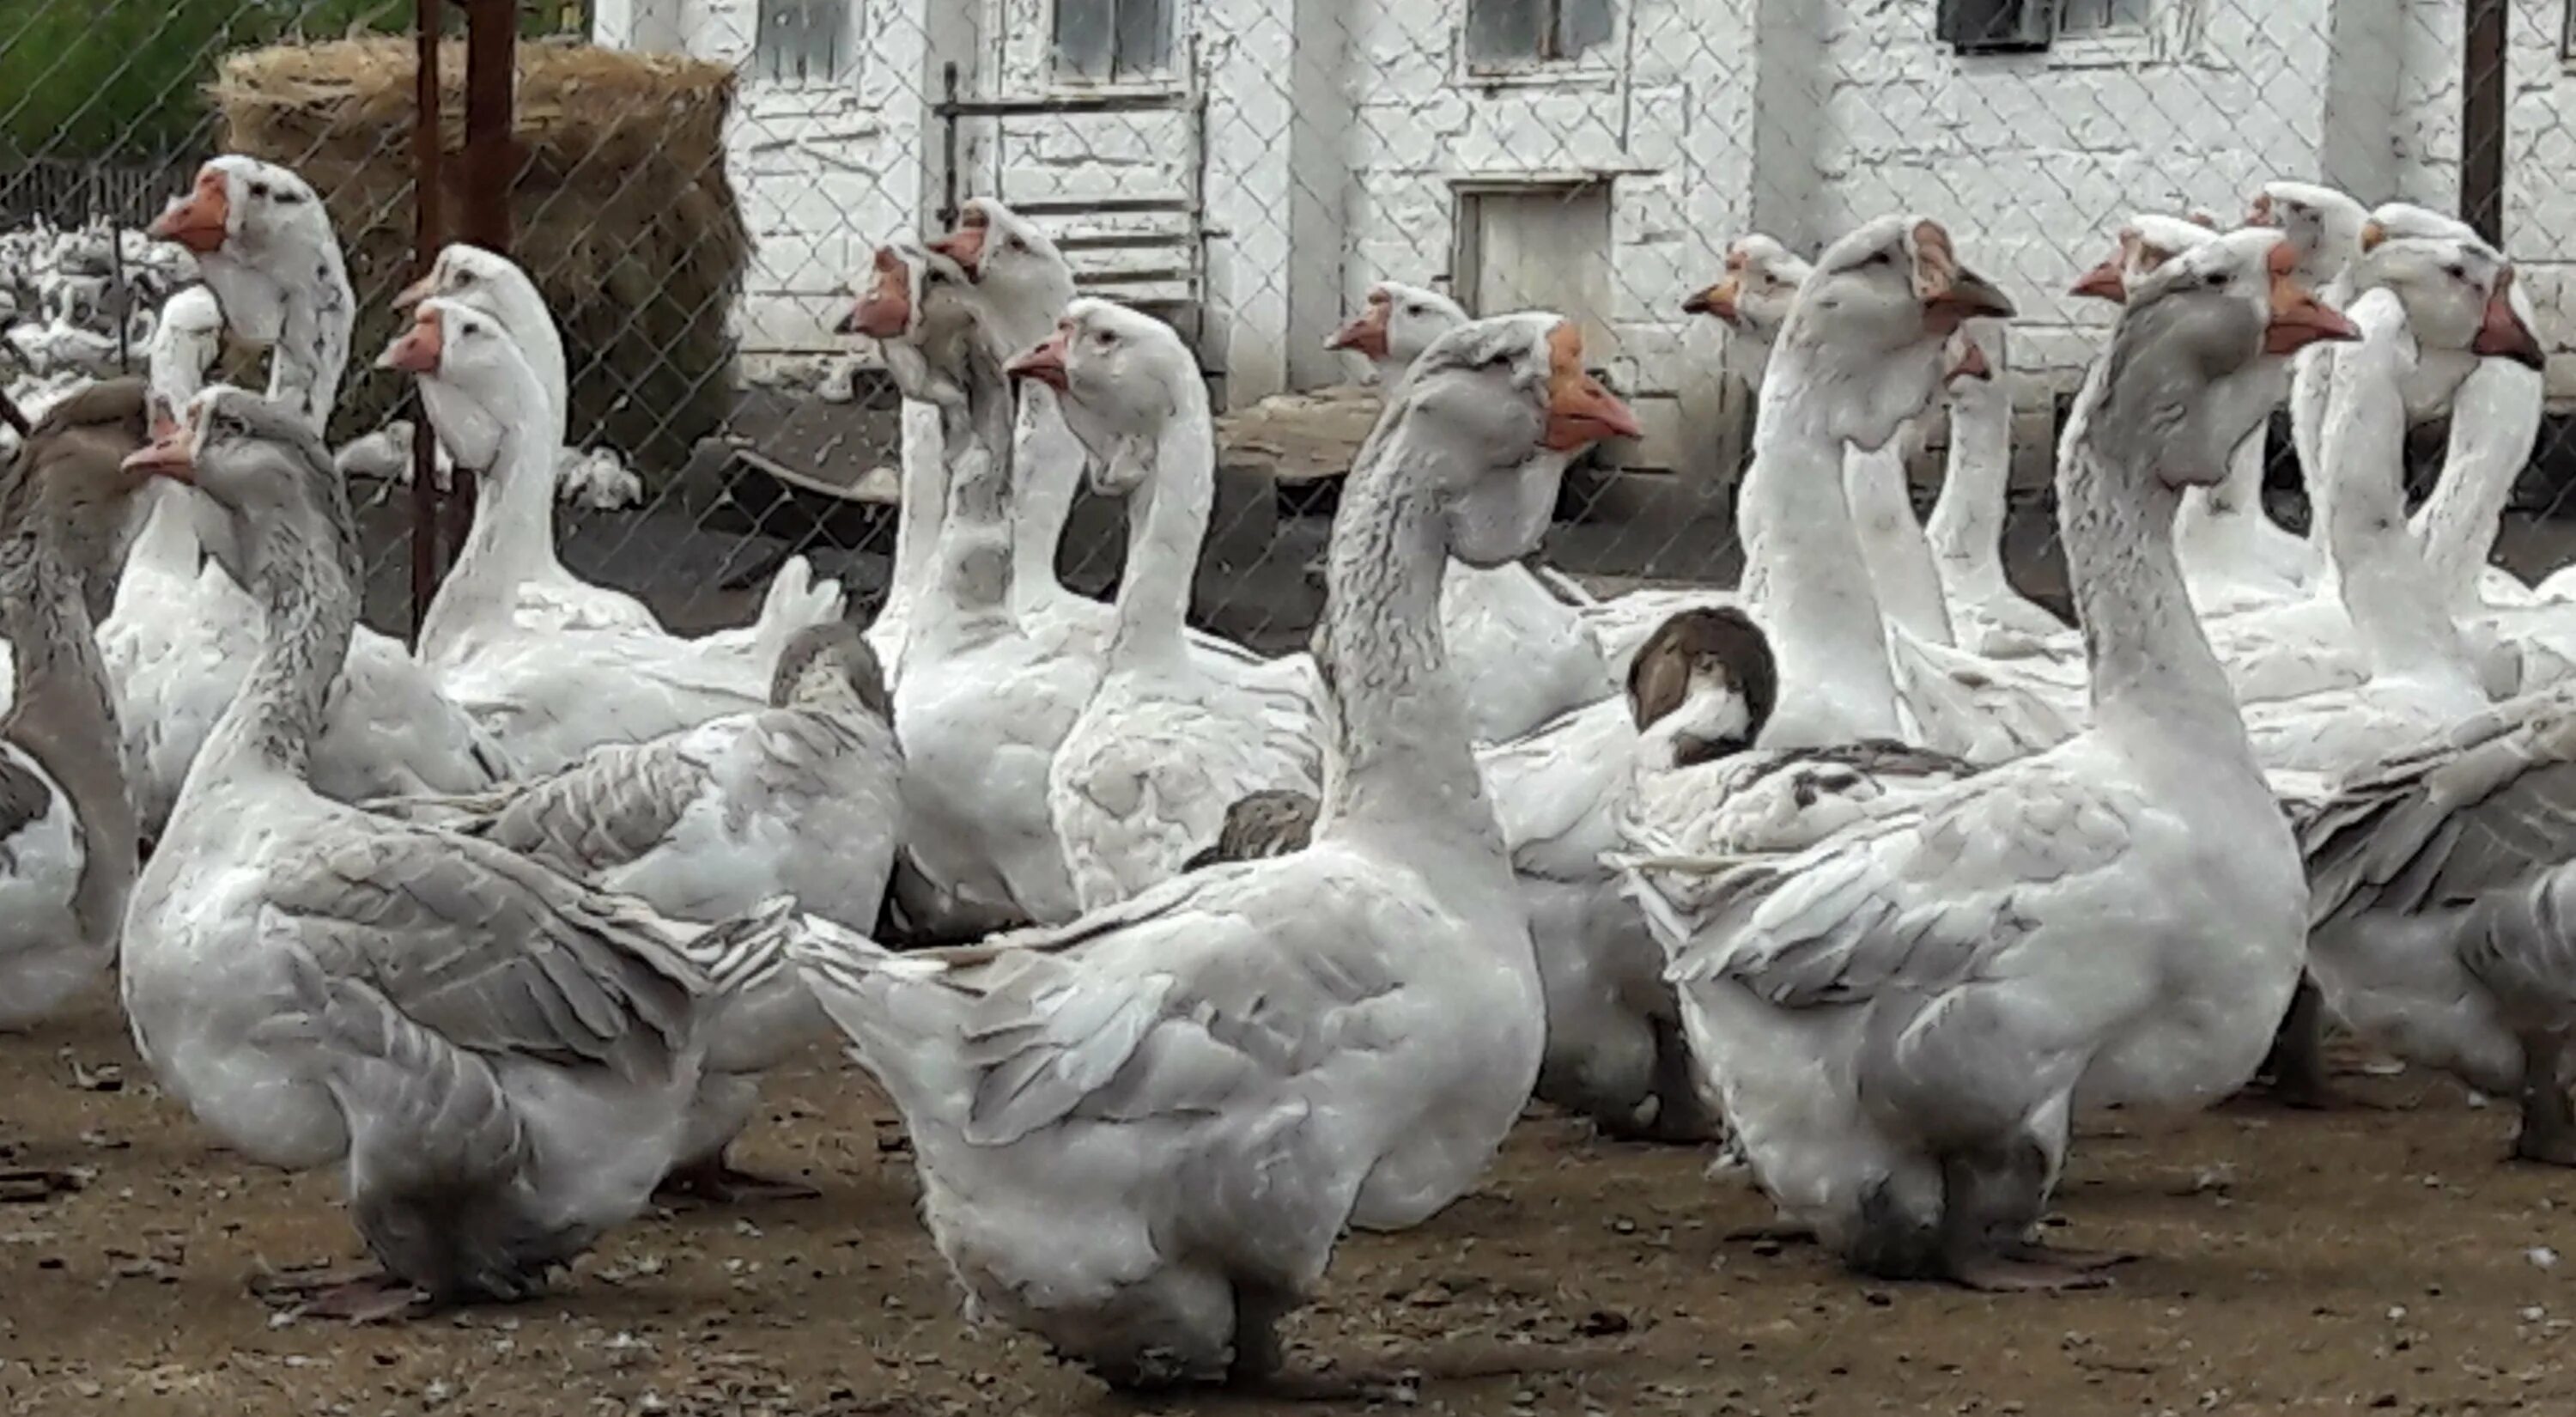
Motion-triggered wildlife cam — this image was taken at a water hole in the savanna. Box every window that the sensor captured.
[2563,0,2576,63]
[754,0,851,84]
[1465,0,1614,66]
[1052,0,1174,82]
[1937,0,2148,54]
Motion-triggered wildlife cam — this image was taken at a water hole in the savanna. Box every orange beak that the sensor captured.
[1006,328,1072,391]
[2067,257,2128,304]
[122,416,194,482]
[149,169,229,256]
[1681,275,1743,325]
[2243,192,2279,228]
[835,247,912,338]
[2471,267,2547,372]
[1911,220,2016,332]
[2357,219,2389,255]
[378,307,446,374]
[1325,300,1391,357]
[1541,323,1642,452]
[2263,241,2360,356]
[930,206,992,277]
[392,270,439,312]
[1947,339,1991,383]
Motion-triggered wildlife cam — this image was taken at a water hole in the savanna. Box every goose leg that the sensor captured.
[251,1267,431,1323]
[1642,1014,1725,1145]
[2251,977,2372,1110]
[1226,1282,1293,1386]
[2511,1032,2576,1167]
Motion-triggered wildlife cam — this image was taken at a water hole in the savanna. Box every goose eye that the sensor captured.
[248,181,270,198]
[453,270,476,285]
[1406,304,1426,317]
[2445,264,2470,282]
[1008,237,1028,252]
[2203,271,2228,289]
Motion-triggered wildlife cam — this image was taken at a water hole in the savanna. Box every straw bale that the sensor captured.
[210,37,749,478]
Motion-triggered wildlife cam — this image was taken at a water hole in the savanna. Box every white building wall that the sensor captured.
[599,0,936,356]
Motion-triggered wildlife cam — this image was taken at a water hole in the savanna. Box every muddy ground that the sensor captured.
[4,988,2573,1417]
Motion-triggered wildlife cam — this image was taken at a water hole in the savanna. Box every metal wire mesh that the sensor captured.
[0,0,2560,661]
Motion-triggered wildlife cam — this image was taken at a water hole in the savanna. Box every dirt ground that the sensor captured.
[4,991,2573,1417]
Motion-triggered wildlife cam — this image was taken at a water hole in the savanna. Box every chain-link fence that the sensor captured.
[0,0,2562,661]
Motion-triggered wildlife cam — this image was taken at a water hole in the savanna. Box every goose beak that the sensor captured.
[1006,329,1072,391]
[148,170,229,255]
[2263,242,2359,355]
[835,294,911,338]
[392,271,439,312]
[378,309,445,374]
[1325,304,1390,357]
[2067,258,2128,304]
[2357,219,2389,254]
[2471,268,2547,372]
[1682,276,1742,325]
[1947,340,1992,383]
[1541,322,1642,451]
[1911,220,2017,331]
[930,211,991,277]
[122,421,194,483]
[2243,192,2279,228]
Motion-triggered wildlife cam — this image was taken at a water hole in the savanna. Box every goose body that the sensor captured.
[1619,223,2321,1289]
[789,311,1620,1389]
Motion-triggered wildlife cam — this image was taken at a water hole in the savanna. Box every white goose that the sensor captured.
[1328,279,1620,743]
[787,312,1616,1390]
[0,382,151,1033]
[929,200,1315,699]
[1019,298,1325,909]
[384,300,841,777]
[367,617,901,1202]
[116,387,804,1321]
[857,237,1092,933]
[1618,228,2335,1291]
[127,158,511,829]
[839,243,950,681]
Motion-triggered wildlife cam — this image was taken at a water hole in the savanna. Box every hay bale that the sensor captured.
[210,37,750,477]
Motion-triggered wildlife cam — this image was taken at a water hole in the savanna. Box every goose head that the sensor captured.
[1625,606,1778,769]
[5,378,156,560]
[374,299,542,473]
[771,619,893,722]
[122,386,347,559]
[147,158,331,342]
[2242,181,2371,287]
[1325,281,1470,382]
[1390,313,1639,566]
[2099,228,2359,487]
[1003,296,1200,496]
[393,244,545,324]
[1682,234,1811,342]
[146,285,226,424]
[2357,202,2484,256]
[931,198,1076,338]
[1778,215,2014,450]
[2350,234,2545,371]
[2068,213,2216,304]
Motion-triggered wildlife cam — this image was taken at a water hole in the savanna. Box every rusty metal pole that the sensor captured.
[447,0,517,560]
[2463,0,2506,247]
[407,0,445,642]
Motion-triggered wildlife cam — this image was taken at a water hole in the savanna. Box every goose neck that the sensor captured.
[1313,419,1501,854]
[1,529,137,917]
[417,380,564,659]
[883,399,949,633]
[268,239,355,435]
[202,492,361,783]
[2323,300,2482,680]
[1737,349,1901,745]
[1106,393,1215,668]
[2058,368,2249,753]
[1923,380,2014,593]
[1012,387,1082,604]
[1841,442,1953,648]
[2415,361,2542,608]
[920,339,1021,640]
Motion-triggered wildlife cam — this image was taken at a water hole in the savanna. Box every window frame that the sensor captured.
[750,0,856,87]
[1048,0,1178,86]
[1458,0,1620,81]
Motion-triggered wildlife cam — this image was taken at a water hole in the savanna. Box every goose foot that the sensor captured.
[1943,1244,2118,1295]
[251,1267,430,1323]
[653,1155,822,1207]
[1226,1282,1292,1386]
[0,1167,81,1203]
[1996,1238,2136,1273]
[1725,1221,1818,1247]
